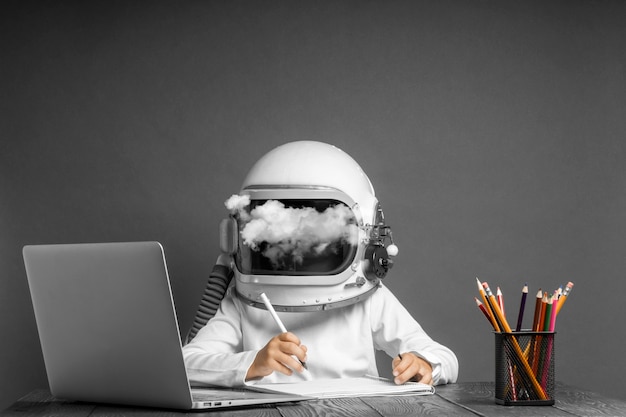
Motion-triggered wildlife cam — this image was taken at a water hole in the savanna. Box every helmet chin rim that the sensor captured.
[235,278,381,312]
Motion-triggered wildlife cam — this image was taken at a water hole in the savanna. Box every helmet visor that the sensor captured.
[234,199,358,276]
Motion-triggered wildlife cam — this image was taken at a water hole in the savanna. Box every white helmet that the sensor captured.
[220,141,398,312]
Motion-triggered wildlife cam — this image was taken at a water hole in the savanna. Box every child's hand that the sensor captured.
[245,332,308,381]
[392,352,433,385]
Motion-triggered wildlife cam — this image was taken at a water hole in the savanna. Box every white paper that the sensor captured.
[248,375,435,398]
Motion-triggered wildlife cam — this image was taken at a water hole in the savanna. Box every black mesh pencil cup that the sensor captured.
[494,331,555,406]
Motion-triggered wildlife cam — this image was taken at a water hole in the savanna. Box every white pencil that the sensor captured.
[259,293,312,380]
[260,292,289,333]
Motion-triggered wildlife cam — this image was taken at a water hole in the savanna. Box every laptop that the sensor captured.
[22,241,310,410]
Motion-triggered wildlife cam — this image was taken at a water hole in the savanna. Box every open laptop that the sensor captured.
[22,241,310,410]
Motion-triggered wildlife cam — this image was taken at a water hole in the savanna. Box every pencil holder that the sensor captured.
[494,331,555,406]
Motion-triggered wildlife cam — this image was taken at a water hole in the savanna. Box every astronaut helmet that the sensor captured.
[220,140,398,312]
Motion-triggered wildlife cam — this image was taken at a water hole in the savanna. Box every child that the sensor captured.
[183,141,458,387]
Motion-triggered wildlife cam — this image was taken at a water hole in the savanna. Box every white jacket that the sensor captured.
[183,283,458,387]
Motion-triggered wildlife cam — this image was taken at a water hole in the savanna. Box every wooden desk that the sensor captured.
[3,382,626,417]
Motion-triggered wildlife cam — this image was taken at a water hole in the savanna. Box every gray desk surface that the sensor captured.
[3,382,626,416]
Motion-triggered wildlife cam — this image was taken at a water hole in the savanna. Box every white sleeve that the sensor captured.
[369,284,459,385]
[182,286,258,387]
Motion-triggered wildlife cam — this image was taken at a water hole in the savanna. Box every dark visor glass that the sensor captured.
[235,199,358,276]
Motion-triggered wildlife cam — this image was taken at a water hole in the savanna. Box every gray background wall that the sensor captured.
[2,0,625,410]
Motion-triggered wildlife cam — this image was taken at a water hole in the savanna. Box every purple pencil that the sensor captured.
[515,283,528,332]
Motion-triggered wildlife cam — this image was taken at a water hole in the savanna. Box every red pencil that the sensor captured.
[496,286,505,316]
[475,297,497,330]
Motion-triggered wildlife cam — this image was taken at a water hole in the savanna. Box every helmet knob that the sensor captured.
[386,244,399,257]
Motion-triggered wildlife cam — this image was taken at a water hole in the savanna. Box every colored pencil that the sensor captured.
[548,291,559,332]
[543,294,559,390]
[496,286,505,316]
[542,295,553,332]
[475,297,497,330]
[515,283,528,332]
[531,289,543,332]
[537,293,548,332]
[555,282,574,316]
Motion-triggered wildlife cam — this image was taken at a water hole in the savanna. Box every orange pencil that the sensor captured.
[531,289,543,331]
[556,282,574,316]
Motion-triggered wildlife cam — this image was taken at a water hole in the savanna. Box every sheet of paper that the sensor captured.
[248,375,435,398]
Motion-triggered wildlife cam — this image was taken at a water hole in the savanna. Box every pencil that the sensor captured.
[531,289,543,332]
[259,292,309,372]
[475,297,497,330]
[515,283,528,332]
[555,282,574,316]
[537,293,548,332]
[496,286,505,316]
[528,289,543,375]
[524,289,542,360]
[542,295,553,332]
[543,293,559,390]
[540,293,556,390]
[548,291,559,332]
[260,293,289,333]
